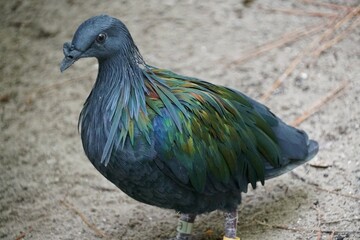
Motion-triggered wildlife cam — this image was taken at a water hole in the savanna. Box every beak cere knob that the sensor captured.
[60,42,82,72]
[63,42,73,55]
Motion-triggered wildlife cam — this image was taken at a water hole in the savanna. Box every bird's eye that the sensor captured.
[96,33,107,43]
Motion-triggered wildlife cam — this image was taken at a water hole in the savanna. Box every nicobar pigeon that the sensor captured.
[60,15,318,240]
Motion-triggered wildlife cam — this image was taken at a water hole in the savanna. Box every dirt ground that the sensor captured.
[1,0,359,239]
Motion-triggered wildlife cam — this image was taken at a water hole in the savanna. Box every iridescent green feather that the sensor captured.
[142,67,282,192]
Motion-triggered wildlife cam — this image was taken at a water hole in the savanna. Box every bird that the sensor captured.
[60,15,318,240]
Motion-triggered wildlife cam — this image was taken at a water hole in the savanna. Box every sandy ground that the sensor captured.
[1,0,359,239]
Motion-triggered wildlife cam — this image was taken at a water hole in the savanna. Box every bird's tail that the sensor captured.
[265,139,319,180]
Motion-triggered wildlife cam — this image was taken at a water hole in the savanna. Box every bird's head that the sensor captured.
[60,15,140,72]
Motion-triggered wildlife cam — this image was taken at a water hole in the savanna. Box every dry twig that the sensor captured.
[15,232,26,240]
[291,80,348,126]
[227,24,325,66]
[301,0,356,11]
[313,204,324,240]
[309,161,332,169]
[316,230,322,240]
[315,187,360,201]
[318,6,360,43]
[328,230,335,240]
[290,172,360,201]
[254,219,360,235]
[313,16,360,57]
[324,217,360,225]
[260,6,358,102]
[14,227,33,240]
[259,39,316,101]
[60,199,108,238]
[260,7,338,18]
[260,46,308,102]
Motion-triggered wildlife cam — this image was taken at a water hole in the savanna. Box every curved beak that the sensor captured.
[60,42,83,72]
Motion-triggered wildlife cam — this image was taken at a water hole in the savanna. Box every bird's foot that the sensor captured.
[223,210,240,240]
[173,211,240,240]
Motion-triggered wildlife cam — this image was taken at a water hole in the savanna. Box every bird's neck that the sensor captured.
[80,54,150,165]
[96,55,148,118]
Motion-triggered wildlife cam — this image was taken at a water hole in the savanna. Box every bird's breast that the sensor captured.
[80,103,110,164]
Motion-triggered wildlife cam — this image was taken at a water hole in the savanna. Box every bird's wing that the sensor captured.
[143,67,282,193]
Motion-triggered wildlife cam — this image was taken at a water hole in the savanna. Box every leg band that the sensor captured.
[177,220,193,234]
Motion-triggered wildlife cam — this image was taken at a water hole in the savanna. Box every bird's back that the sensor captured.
[144,68,319,195]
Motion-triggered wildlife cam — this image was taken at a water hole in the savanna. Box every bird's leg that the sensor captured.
[223,210,240,240]
[175,213,196,240]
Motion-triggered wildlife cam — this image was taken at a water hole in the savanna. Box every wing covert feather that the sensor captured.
[147,68,282,193]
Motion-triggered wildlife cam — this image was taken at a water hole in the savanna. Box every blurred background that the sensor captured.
[1,0,359,239]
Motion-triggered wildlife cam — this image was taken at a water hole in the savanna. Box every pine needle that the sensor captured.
[259,40,315,102]
[227,24,325,66]
[60,199,108,238]
[260,7,357,102]
[328,230,335,240]
[14,227,33,240]
[313,16,360,57]
[315,186,360,201]
[260,7,338,18]
[317,6,360,44]
[254,220,360,234]
[291,172,360,201]
[301,0,356,11]
[291,80,348,127]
